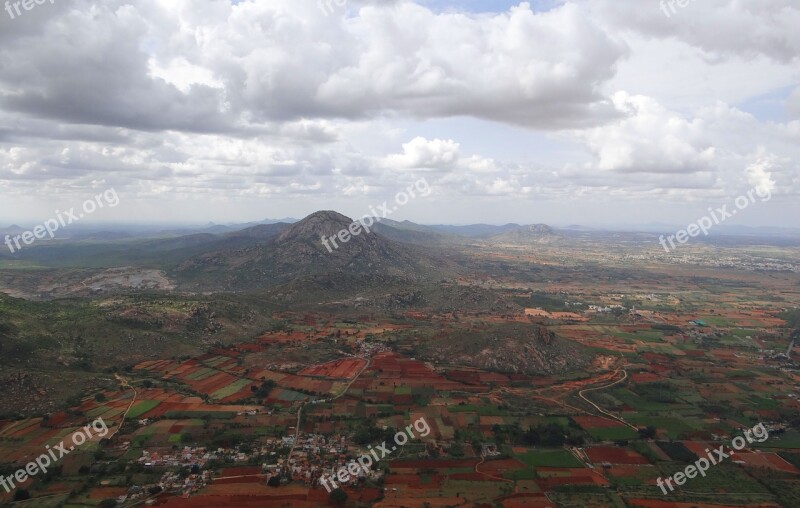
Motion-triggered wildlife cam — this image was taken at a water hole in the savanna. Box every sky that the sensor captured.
[0,0,798,227]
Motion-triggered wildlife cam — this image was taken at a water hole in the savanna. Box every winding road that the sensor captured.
[577,369,637,430]
[112,374,139,439]
[287,356,372,459]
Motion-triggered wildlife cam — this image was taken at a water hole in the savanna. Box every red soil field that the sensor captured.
[497,493,553,508]
[390,458,480,469]
[7,420,42,439]
[220,385,257,403]
[384,473,445,489]
[298,358,367,379]
[358,353,467,393]
[157,482,364,508]
[384,474,422,487]
[212,476,265,485]
[450,472,498,481]
[536,468,608,488]
[28,428,67,448]
[631,372,662,383]
[627,500,780,508]
[607,465,649,478]
[235,344,264,352]
[377,496,466,508]
[736,451,800,473]
[478,458,527,475]
[47,411,70,427]
[247,369,334,395]
[219,467,262,476]
[682,441,721,458]
[257,331,310,343]
[160,495,310,507]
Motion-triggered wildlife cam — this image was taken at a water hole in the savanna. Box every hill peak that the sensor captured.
[489,223,559,245]
[275,210,356,244]
[522,224,554,234]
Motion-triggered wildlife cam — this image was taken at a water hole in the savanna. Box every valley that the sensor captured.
[1,213,799,507]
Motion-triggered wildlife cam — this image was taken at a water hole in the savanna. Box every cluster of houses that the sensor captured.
[353,339,392,356]
[263,433,384,489]
[157,470,211,497]
[587,304,627,313]
[655,253,800,273]
[117,469,212,504]
[137,447,218,469]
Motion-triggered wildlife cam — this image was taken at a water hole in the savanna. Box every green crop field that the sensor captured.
[587,425,639,441]
[127,400,160,419]
[513,448,583,468]
[184,367,219,381]
[210,378,251,400]
[756,432,800,449]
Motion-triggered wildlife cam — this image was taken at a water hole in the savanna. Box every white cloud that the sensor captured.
[0,0,799,225]
[789,87,800,118]
[589,0,800,63]
[148,57,223,93]
[307,2,626,128]
[384,137,461,171]
[745,150,778,196]
[573,92,716,174]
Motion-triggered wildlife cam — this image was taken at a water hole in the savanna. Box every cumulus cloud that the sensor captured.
[308,2,626,128]
[0,1,628,133]
[572,92,716,174]
[589,0,800,63]
[384,137,461,171]
[0,1,233,133]
[745,151,778,196]
[0,0,798,224]
[789,87,800,118]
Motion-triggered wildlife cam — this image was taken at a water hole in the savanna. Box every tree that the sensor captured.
[565,430,584,447]
[639,426,657,439]
[255,380,276,397]
[330,487,348,507]
[13,489,31,501]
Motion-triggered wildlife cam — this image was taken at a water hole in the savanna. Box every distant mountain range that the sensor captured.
[0,218,300,240]
[0,211,567,293]
[4,212,800,273]
[429,223,523,238]
[488,224,559,244]
[367,219,562,244]
[4,216,799,242]
[173,211,456,291]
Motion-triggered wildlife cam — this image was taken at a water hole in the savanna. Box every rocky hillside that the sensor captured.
[418,322,591,375]
[174,211,457,291]
[489,224,560,245]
